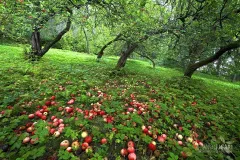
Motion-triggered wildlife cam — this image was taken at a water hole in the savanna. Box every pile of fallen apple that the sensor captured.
[1,89,206,159]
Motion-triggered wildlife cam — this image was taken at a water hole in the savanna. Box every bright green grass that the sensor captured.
[1,44,238,88]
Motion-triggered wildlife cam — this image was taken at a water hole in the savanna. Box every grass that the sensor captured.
[0,44,240,160]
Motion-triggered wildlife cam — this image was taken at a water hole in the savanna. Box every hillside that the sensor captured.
[0,45,240,160]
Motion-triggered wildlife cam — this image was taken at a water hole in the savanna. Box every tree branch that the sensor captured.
[40,8,73,56]
[184,39,240,77]
[68,0,82,9]
[96,33,122,59]
[219,0,228,28]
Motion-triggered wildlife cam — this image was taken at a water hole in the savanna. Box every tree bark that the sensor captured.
[82,26,90,54]
[31,30,42,56]
[216,57,222,76]
[115,43,138,70]
[232,74,237,82]
[97,33,122,61]
[184,40,240,78]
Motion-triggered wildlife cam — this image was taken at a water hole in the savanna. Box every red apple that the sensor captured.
[84,136,92,144]
[58,127,64,133]
[127,147,135,153]
[128,107,134,112]
[59,124,65,128]
[67,99,75,105]
[35,111,42,118]
[28,114,35,119]
[148,141,156,151]
[51,96,56,100]
[58,119,64,124]
[66,107,74,113]
[22,137,30,143]
[53,118,58,123]
[193,141,199,148]
[178,141,183,146]
[45,101,51,106]
[41,115,47,120]
[162,134,167,140]
[128,141,135,148]
[26,122,33,127]
[198,141,204,146]
[99,110,105,116]
[53,122,59,127]
[101,138,107,144]
[51,101,56,105]
[42,106,48,110]
[120,148,128,156]
[143,128,148,134]
[60,140,70,149]
[81,142,89,150]
[179,126,183,131]
[65,147,72,152]
[157,136,165,143]
[27,127,34,133]
[128,153,137,160]
[148,130,153,136]
[50,128,55,134]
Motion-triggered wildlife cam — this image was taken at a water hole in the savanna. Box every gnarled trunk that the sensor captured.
[30,8,72,59]
[115,43,137,70]
[31,30,42,56]
[184,40,240,78]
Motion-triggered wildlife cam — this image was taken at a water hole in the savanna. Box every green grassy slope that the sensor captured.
[0,45,239,159]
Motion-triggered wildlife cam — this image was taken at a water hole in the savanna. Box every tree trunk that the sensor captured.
[82,26,90,54]
[97,33,122,61]
[31,30,42,56]
[184,40,240,78]
[216,57,222,76]
[115,43,138,70]
[30,8,72,58]
[232,74,237,82]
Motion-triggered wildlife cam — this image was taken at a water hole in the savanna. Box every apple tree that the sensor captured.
[0,0,75,59]
[167,0,240,77]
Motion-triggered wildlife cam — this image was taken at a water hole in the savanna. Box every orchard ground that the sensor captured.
[0,44,240,160]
